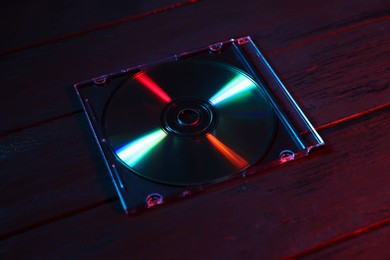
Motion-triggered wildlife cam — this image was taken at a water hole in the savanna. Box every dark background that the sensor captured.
[1,0,389,258]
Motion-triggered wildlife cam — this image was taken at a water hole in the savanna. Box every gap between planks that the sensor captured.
[0,0,199,58]
[1,6,388,253]
[0,110,82,137]
[1,14,388,239]
[1,4,386,59]
[1,102,388,241]
[1,0,388,132]
[284,217,390,259]
[1,13,388,136]
[268,14,390,55]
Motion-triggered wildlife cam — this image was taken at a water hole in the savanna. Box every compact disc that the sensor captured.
[103,60,275,186]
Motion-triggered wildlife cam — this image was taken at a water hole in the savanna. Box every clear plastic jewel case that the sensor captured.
[74,36,324,214]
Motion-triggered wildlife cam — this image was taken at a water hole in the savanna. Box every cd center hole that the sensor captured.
[177,109,200,126]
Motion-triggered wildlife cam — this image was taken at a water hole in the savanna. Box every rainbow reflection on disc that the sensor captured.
[103,60,275,186]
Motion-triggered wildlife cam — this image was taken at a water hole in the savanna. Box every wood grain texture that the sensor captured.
[303,223,390,259]
[1,0,389,257]
[0,0,388,132]
[269,20,390,126]
[1,18,389,237]
[0,0,194,54]
[0,113,115,236]
[1,106,389,258]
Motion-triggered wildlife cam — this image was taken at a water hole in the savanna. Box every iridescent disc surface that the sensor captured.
[103,60,275,186]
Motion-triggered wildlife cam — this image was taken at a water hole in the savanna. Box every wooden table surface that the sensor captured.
[1,0,389,258]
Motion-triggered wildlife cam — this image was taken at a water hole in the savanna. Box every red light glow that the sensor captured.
[206,134,248,168]
[136,74,172,103]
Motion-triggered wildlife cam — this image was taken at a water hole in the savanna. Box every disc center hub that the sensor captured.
[161,97,217,137]
[177,108,200,126]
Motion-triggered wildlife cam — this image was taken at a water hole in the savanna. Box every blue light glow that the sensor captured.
[209,75,256,105]
[115,129,166,167]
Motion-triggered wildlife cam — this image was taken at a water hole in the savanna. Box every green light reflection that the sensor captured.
[115,129,166,167]
[209,75,256,105]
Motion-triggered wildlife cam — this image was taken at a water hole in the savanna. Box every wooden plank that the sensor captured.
[312,223,390,259]
[303,222,390,259]
[0,0,195,54]
[268,20,390,126]
[288,218,390,259]
[1,19,389,236]
[0,113,116,237]
[1,105,389,258]
[0,0,388,132]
